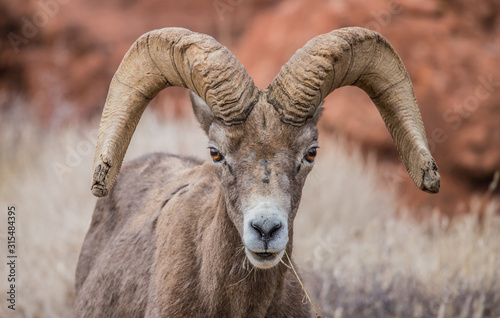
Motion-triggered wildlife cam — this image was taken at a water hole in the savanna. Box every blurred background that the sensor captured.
[0,0,499,317]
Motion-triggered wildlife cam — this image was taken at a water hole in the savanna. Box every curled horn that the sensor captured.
[91,28,258,197]
[267,27,440,193]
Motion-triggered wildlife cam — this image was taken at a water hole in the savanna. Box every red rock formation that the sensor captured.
[0,0,280,121]
[1,0,498,215]
[237,0,500,215]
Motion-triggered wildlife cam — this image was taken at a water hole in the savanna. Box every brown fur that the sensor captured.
[75,97,318,317]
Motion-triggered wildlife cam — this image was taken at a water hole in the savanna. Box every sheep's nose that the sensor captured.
[251,218,282,241]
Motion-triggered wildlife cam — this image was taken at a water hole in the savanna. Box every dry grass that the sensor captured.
[294,140,500,318]
[0,109,499,317]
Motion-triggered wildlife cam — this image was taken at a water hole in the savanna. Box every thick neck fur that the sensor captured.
[199,192,290,316]
[150,174,303,317]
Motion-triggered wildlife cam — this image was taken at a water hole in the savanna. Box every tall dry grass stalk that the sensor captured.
[0,109,498,317]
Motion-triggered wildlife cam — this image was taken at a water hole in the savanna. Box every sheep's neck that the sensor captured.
[199,193,289,316]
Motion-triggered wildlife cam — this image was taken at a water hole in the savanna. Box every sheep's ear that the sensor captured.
[190,91,215,134]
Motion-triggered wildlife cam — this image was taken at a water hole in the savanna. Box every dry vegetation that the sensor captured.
[295,143,500,318]
[0,109,499,318]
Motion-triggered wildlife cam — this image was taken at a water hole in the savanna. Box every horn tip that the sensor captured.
[421,166,440,194]
[91,158,112,197]
[91,183,109,197]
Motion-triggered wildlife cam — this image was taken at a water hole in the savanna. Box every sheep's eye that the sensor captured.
[304,147,317,163]
[210,148,224,162]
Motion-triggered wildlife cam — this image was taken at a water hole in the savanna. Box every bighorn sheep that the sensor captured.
[75,27,440,317]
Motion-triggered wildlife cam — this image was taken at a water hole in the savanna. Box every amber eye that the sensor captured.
[209,148,224,162]
[304,147,317,163]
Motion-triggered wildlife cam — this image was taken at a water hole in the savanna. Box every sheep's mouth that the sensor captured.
[245,248,285,269]
[254,252,275,260]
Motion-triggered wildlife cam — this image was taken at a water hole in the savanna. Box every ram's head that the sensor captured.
[91,27,440,268]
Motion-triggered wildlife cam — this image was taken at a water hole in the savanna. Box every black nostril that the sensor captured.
[251,222,265,237]
[269,223,281,237]
[251,220,282,240]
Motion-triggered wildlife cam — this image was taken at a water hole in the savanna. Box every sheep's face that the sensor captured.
[192,93,321,269]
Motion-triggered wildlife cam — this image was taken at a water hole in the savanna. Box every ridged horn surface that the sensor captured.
[267,27,440,193]
[92,28,258,197]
